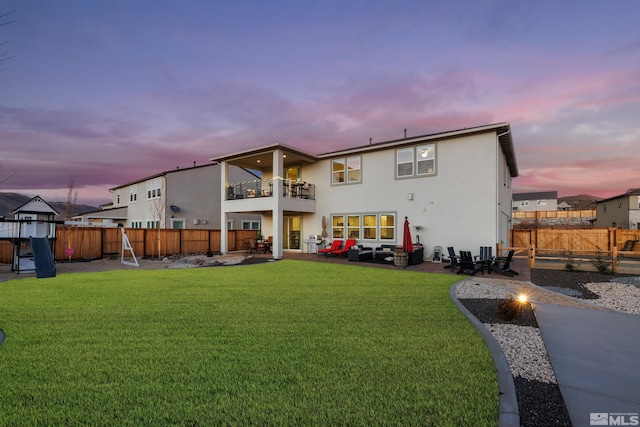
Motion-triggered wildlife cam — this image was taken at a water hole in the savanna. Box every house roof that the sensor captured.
[211,122,519,177]
[109,162,219,191]
[10,195,60,215]
[512,191,558,201]
[210,143,319,170]
[595,188,640,204]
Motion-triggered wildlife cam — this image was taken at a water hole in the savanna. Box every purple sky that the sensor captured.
[2,0,639,206]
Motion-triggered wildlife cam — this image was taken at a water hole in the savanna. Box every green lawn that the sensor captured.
[0,260,497,426]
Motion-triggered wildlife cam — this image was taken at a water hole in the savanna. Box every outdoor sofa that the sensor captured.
[347,245,374,262]
[374,245,396,263]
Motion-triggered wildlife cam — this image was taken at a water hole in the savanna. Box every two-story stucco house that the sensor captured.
[512,191,558,212]
[212,122,518,259]
[595,188,640,229]
[108,163,262,230]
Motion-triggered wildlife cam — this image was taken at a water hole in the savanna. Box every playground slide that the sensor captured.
[30,237,57,278]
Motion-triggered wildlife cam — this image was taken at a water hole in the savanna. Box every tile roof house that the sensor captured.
[212,122,518,260]
[595,188,640,229]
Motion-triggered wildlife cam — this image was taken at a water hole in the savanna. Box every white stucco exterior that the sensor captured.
[213,123,518,259]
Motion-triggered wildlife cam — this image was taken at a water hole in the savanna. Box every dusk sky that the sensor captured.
[2,1,639,206]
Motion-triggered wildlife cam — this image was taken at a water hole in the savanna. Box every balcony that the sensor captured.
[226,178,315,201]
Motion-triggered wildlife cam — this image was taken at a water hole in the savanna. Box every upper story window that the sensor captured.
[396,144,435,178]
[147,178,162,199]
[129,187,137,203]
[332,156,361,184]
[520,200,529,206]
[537,200,547,206]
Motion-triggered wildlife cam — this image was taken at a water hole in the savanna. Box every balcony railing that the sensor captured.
[226,178,315,201]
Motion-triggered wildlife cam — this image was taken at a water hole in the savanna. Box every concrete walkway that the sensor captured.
[534,304,640,427]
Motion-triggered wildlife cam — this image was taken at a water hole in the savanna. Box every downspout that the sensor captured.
[496,129,511,247]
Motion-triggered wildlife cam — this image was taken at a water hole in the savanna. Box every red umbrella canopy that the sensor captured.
[402,217,413,253]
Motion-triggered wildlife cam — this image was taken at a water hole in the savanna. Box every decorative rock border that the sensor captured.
[449,283,520,427]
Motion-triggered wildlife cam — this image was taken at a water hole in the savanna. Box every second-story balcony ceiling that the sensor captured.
[211,143,318,170]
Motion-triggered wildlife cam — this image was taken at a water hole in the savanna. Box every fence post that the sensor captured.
[529,244,536,268]
[612,246,618,273]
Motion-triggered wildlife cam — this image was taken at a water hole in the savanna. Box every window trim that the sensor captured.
[331,212,396,242]
[396,143,436,179]
[331,155,362,185]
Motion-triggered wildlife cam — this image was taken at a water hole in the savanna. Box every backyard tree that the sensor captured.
[1,10,16,70]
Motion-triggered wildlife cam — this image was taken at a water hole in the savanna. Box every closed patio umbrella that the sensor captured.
[402,217,413,254]
[321,215,327,239]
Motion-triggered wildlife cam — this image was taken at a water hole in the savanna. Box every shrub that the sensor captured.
[591,251,614,275]
[496,296,524,321]
[563,250,580,272]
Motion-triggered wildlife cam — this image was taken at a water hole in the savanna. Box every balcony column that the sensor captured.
[272,149,284,259]
[220,161,229,254]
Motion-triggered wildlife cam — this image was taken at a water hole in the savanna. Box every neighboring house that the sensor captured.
[595,188,640,229]
[108,163,262,230]
[212,122,518,260]
[512,191,558,212]
[71,204,128,225]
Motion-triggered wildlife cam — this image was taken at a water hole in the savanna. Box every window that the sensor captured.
[363,214,377,240]
[520,201,529,206]
[331,215,345,238]
[416,145,435,175]
[227,220,233,230]
[332,156,362,184]
[131,221,143,228]
[332,159,345,183]
[171,220,185,229]
[147,178,162,200]
[603,202,607,213]
[396,148,413,177]
[346,156,361,182]
[396,144,436,178]
[242,221,261,230]
[618,199,622,208]
[347,215,360,239]
[379,214,395,240]
[537,200,547,206]
[129,187,137,203]
[116,194,120,204]
[331,213,394,241]
[146,220,159,229]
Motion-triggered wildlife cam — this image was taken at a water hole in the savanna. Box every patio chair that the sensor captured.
[443,247,460,271]
[475,246,493,273]
[491,250,519,276]
[456,250,484,276]
[317,239,343,257]
[247,238,258,254]
[329,239,356,258]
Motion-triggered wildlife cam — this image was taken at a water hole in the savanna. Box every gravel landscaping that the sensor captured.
[458,268,640,427]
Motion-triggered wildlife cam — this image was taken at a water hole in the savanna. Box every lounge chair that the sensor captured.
[443,246,460,271]
[330,239,357,258]
[347,245,374,262]
[456,250,484,276]
[491,250,519,276]
[317,240,343,257]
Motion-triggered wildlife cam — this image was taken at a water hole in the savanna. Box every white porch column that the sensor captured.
[220,161,228,254]
[272,149,284,259]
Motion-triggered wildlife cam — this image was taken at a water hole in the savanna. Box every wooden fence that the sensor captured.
[512,209,596,219]
[0,227,259,264]
[506,227,640,271]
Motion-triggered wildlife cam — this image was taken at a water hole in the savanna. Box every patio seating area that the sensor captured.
[254,248,531,282]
